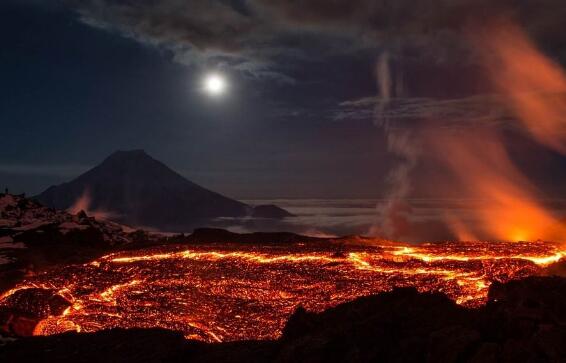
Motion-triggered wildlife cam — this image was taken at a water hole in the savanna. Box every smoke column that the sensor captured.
[369,52,418,240]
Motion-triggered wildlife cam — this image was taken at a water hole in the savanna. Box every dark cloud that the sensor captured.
[257,0,488,33]
[65,0,288,81]
[256,0,565,42]
[63,0,566,88]
[258,0,566,67]
[71,0,256,52]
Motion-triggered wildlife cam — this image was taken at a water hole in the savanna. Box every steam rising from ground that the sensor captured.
[372,20,566,242]
[476,22,566,156]
[370,52,419,240]
[68,190,116,221]
[427,129,566,242]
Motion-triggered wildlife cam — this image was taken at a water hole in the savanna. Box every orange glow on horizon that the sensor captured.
[428,129,566,243]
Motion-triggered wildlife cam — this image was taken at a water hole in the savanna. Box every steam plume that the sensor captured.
[475,21,566,155]
[429,20,566,242]
[68,189,116,220]
[427,129,566,242]
[370,52,418,240]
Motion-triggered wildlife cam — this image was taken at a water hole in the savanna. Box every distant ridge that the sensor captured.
[36,150,292,232]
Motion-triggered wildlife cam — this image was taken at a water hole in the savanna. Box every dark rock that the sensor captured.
[534,326,566,362]
[76,210,88,220]
[189,228,324,244]
[0,328,186,363]
[0,315,38,337]
[1,288,70,319]
[468,343,500,363]
[427,326,480,362]
[276,288,471,363]
[544,260,566,277]
[280,305,312,339]
[487,276,566,328]
[0,288,71,336]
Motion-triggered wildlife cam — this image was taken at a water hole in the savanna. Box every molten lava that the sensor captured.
[1,240,564,342]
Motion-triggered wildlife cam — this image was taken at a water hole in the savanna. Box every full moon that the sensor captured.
[203,73,227,96]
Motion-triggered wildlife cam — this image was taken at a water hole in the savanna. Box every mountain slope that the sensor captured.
[36,150,291,231]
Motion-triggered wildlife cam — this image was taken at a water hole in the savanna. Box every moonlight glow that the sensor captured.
[203,73,227,96]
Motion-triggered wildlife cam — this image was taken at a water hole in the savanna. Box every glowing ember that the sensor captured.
[1,240,564,342]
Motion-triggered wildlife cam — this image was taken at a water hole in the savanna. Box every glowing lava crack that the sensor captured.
[1,241,564,342]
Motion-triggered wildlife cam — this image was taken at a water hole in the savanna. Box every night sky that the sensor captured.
[2,0,566,201]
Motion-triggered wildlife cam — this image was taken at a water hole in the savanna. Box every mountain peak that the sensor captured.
[104,149,151,162]
[36,151,292,232]
[98,150,166,173]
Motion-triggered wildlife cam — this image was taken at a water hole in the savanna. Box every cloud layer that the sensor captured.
[64,0,566,84]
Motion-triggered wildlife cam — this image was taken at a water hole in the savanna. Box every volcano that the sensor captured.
[35,150,291,232]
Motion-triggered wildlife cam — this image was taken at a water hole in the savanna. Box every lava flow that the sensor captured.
[1,240,564,342]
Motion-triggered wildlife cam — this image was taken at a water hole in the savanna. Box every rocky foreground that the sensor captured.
[0,193,307,294]
[1,192,324,283]
[0,193,132,292]
[1,276,565,363]
[2,193,566,362]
